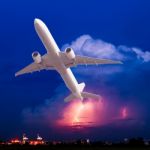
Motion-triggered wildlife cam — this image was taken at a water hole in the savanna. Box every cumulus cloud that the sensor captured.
[132,47,150,62]
[62,34,150,63]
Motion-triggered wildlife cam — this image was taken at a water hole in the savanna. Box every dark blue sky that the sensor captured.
[0,0,150,140]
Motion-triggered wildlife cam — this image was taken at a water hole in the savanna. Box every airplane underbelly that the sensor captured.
[58,67,79,94]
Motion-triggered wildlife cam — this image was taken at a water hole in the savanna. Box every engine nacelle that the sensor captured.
[32,51,42,63]
[65,47,75,59]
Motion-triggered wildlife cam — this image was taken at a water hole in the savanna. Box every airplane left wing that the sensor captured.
[60,52,122,67]
[75,55,123,65]
[15,62,53,77]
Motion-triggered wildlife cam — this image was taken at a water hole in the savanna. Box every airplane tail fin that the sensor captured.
[64,82,85,103]
[81,92,101,100]
[64,92,101,102]
[78,82,85,92]
[64,82,101,102]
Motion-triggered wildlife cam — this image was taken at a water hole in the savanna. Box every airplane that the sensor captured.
[15,18,122,102]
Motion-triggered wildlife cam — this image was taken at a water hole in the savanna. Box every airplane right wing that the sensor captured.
[15,62,54,77]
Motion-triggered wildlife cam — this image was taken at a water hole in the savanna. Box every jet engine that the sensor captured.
[32,51,42,63]
[65,47,75,59]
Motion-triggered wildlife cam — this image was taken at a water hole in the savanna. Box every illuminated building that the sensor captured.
[29,134,45,145]
[22,134,29,144]
[10,138,21,144]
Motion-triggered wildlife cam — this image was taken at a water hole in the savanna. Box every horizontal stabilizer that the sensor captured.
[64,91,102,102]
[81,92,101,100]
[64,94,76,102]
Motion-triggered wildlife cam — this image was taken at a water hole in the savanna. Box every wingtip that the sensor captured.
[116,60,123,64]
[97,95,102,101]
[15,73,19,77]
[119,61,123,64]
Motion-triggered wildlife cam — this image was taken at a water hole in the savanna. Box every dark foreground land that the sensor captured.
[1,138,150,150]
[1,145,150,150]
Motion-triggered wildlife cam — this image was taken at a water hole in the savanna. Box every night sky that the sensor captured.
[0,0,150,141]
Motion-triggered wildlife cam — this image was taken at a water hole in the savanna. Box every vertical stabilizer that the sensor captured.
[78,82,85,92]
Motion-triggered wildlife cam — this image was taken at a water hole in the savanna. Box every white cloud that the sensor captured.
[132,48,150,62]
[62,34,150,63]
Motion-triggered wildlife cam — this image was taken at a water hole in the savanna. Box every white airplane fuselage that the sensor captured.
[34,19,82,99]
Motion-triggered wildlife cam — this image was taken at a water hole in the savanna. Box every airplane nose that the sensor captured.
[34,18,40,25]
[34,18,45,29]
[34,18,48,37]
